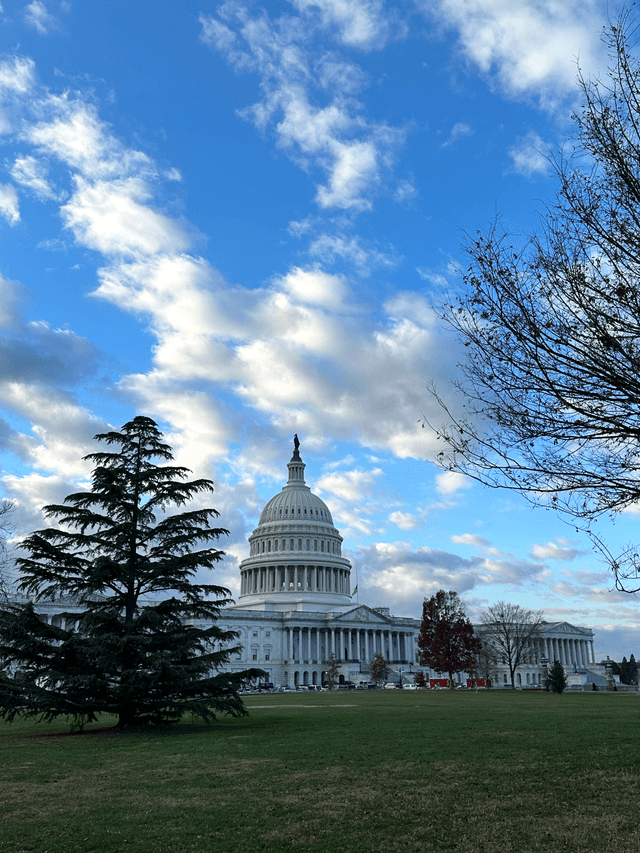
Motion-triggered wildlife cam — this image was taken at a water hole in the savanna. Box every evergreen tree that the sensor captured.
[629,654,638,685]
[0,416,263,728]
[417,590,481,688]
[620,656,629,684]
[548,660,567,694]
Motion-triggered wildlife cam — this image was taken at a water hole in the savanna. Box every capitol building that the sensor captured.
[216,439,420,688]
[15,438,606,690]
[213,440,600,690]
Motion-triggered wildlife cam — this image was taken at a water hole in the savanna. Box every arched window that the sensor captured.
[261,541,265,553]
[274,540,278,551]
[290,539,294,550]
[314,540,318,551]
[298,539,302,551]
[321,540,324,552]
[306,539,310,550]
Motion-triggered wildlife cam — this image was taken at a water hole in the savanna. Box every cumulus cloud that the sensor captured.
[61,177,192,257]
[316,467,383,500]
[276,266,349,309]
[435,470,472,495]
[355,539,549,613]
[451,533,492,548]
[507,131,551,177]
[426,0,607,110]
[530,539,584,561]
[389,510,419,530]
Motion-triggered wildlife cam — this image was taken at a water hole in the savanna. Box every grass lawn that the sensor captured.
[1,690,639,853]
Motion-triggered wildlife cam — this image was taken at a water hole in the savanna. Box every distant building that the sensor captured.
[474,621,597,688]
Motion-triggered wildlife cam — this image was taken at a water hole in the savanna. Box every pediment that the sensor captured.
[331,605,391,624]
[543,621,591,637]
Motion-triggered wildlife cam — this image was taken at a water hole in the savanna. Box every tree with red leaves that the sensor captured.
[417,590,481,688]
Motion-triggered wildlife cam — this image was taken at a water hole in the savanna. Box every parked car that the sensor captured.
[384,682,397,690]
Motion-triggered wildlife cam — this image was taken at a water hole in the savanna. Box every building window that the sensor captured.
[298,539,302,550]
[274,540,278,551]
[266,631,271,637]
[253,631,258,637]
[265,652,270,661]
[306,539,310,551]
[268,540,271,552]
[314,539,317,551]
[321,540,324,552]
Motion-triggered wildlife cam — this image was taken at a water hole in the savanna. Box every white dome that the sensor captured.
[235,438,352,612]
[259,485,333,527]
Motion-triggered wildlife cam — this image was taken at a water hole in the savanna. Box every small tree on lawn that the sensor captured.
[548,660,567,694]
[325,653,340,690]
[0,416,263,729]
[417,590,481,688]
[369,652,389,687]
[414,671,427,688]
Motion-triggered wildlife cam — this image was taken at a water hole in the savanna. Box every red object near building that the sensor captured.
[466,678,486,688]
[429,678,448,688]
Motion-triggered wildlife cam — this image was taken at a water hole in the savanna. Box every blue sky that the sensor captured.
[0,0,638,659]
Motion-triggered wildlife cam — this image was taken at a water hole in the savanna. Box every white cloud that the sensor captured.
[61,177,192,257]
[530,540,583,561]
[308,232,397,274]
[0,184,19,224]
[277,266,349,309]
[442,121,473,147]
[200,4,404,211]
[356,539,549,612]
[426,0,607,110]
[451,533,492,547]
[291,0,403,49]
[24,1,59,35]
[0,56,35,98]
[316,467,383,501]
[11,155,57,199]
[27,96,152,179]
[435,470,472,495]
[389,510,419,530]
[507,131,551,177]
